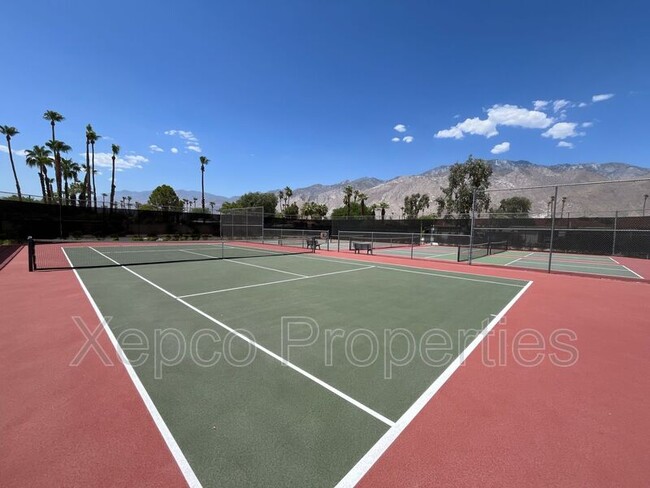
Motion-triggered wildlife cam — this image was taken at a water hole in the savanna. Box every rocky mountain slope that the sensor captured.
[289,160,650,218]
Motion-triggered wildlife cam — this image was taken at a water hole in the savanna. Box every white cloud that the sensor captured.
[434,125,465,139]
[578,102,588,108]
[435,104,552,139]
[393,124,407,133]
[533,100,549,110]
[581,122,593,128]
[592,93,614,102]
[490,141,511,154]
[0,145,26,157]
[81,152,149,170]
[488,104,553,129]
[553,99,571,112]
[149,144,164,153]
[164,129,199,142]
[391,137,400,142]
[542,122,579,140]
[165,129,202,153]
[402,136,414,143]
[557,141,574,148]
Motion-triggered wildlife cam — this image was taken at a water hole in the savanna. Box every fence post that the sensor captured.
[468,189,477,265]
[547,186,559,273]
[27,236,34,272]
[410,233,414,259]
[612,210,618,255]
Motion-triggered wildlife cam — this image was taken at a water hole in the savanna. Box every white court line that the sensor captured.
[62,249,203,488]
[515,259,636,273]
[334,280,534,488]
[619,264,644,279]
[298,254,528,288]
[88,247,394,427]
[504,251,535,267]
[609,256,621,264]
[422,251,458,260]
[373,264,525,288]
[98,247,221,255]
[178,266,375,299]
[179,249,307,278]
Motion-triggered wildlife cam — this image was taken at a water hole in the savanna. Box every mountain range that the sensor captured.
[115,160,650,217]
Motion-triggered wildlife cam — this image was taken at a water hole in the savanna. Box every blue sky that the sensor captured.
[1,0,649,198]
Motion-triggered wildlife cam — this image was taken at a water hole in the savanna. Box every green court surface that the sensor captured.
[475,250,644,279]
[70,249,529,487]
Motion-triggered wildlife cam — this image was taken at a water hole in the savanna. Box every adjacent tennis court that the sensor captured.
[47,240,530,486]
[474,249,644,279]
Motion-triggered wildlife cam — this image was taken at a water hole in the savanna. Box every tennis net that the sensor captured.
[457,241,509,262]
[28,238,314,271]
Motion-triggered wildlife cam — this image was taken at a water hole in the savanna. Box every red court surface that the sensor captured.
[2,247,649,487]
[0,250,186,488]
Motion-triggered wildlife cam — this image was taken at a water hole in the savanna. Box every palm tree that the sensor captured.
[69,181,84,207]
[284,186,293,208]
[101,192,108,208]
[378,201,390,221]
[87,127,100,208]
[278,190,284,211]
[343,185,354,216]
[43,111,65,201]
[199,156,210,211]
[210,201,215,214]
[45,139,71,203]
[357,192,368,215]
[47,177,55,199]
[127,195,132,210]
[25,145,52,202]
[193,197,198,210]
[62,158,81,205]
[353,189,360,203]
[110,144,120,213]
[1,126,22,201]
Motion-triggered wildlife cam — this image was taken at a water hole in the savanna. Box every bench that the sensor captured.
[305,236,321,251]
[353,242,373,254]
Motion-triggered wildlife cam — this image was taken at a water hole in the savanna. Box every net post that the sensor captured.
[27,236,35,272]
[612,210,618,255]
[468,189,477,265]
[547,185,559,273]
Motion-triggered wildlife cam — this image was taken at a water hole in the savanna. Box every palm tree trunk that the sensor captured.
[6,138,22,201]
[109,156,116,214]
[64,177,69,205]
[42,166,52,202]
[91,142,97,209]
[54,151,62,203]
[50,122,62,203]
[38,169,47,202]
[201,166,205,211]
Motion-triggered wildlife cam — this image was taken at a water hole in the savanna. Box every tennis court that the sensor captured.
[336,232,646,280]
[38,239,530,486]
[474,249,644,279]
